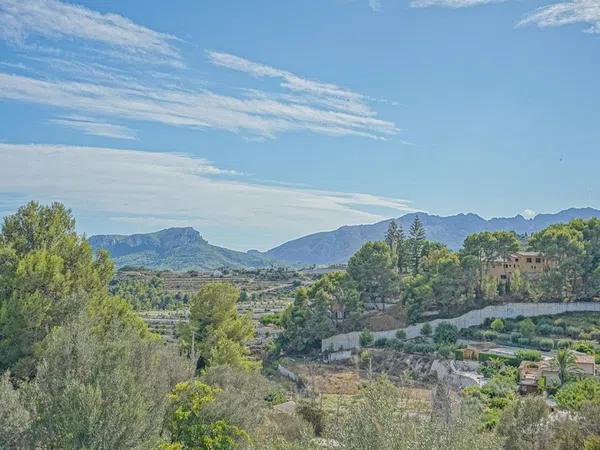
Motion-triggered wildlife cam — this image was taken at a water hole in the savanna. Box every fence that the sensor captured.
[322,302,600,351]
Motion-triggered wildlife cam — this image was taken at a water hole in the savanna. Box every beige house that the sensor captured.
[518,352,596,394]
[488,251,552,284]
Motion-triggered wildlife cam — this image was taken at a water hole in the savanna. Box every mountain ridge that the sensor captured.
[263,207,600,265]
[88,227,280,271]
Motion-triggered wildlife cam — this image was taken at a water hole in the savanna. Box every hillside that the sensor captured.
[264,207,600,265]
[89,227,280,271]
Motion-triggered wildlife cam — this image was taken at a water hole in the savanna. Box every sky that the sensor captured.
[0,0,599,251]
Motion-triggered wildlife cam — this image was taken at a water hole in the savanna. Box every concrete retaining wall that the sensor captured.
[322,302,600,351]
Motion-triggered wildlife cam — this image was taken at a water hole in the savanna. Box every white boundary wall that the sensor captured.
[322,302,600,351]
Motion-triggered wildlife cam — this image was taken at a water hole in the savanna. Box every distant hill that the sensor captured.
[264,207,600,265]
[89,227,280,271]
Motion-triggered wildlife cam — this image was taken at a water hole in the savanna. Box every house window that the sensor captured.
[500,274,507,280]
[536,258,541,263]
[515,258,519,262]
[527,258,532,263]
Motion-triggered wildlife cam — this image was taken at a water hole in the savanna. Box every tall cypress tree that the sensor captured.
[396,223,406,273]
[385,221,400,252]
[409,215,426,274]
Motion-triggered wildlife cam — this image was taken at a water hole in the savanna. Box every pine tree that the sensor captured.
[408,215,426,274]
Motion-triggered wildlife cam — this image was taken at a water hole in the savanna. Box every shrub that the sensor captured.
[511,332,522,344]
[420,323,432,336]
[433,322,459,345]
[497,333,512,344]
[572,341,596,355]
[519,319,536,337]
[538,338,554,351]
[552,326,566,336]
[386,338,404,351]
[436,344,455,359]
[557,339,571,349]
[412,342,435,354]
[482,330,498,341]
[518,337,530,346]
[490,318,504,332]
[359,329,374,347]
[536,323,554,336]
[374,337,388,348]
[395,330,406,340]
[566,326,581,339]
[515,349,542,362]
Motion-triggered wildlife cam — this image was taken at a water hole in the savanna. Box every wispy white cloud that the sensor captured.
[410,0,501,8]
[369,0,383,12]
[518,0,600,34]
[0,0,181,65]
[49,115,137,140]
[0,1,398,140]
[206,50,378,117]
[0,144,414,250]
[0,71,398,139]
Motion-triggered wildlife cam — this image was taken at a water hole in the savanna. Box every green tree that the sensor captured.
[184,283,257,371]
[347,242,400,310]
[496,396,549,450]
[519,319,536,338]
[0,373,31,449]
[556,378,600,410]
[385,221,400,255]
[161,380,248,450]
[462,232,497,299]
[433,322,458,345]
[0,201,113,376]
[359,328,374,347]
[25,309,192,449]
[408,216,427,275]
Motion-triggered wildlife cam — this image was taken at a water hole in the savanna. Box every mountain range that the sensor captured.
[89,207,600,270]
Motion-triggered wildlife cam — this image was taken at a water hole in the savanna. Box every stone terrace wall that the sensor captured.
[322,302,600,352]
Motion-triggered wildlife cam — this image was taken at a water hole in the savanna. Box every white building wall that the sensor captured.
[321,302,600,351]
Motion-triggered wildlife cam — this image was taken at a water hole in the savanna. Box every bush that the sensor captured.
[536,323,554,336]
[566,326,581,339]
[519,319,536,337]
[433,322,459,345]
[395,330,406,340]
[490,318,504,332]
[482,330,498,341]
[515,349,542,362]
[552,326,566,336]
[557,339,571,349]
[497,333,512,344]
[517,337,530,346]
[420,323,432,336]
[374,337,388,348]
[359,329,374,347]
[556,378,600,411]
[436,344,455,359]
[511,332,522,344]
[572,341,596,355]
[537,338,554,351]
[412,342,435,354]
[386,338,404,351]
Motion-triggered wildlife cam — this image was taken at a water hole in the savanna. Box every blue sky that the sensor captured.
[0,0,599,251]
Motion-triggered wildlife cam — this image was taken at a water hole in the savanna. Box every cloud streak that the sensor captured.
[49,115,137,140]
[0,0,181,65]
[410,0,501,8]
[518,0,600,34]
[0,143,414,250]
